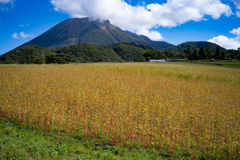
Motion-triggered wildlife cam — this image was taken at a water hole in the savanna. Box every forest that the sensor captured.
[0,43,239,64]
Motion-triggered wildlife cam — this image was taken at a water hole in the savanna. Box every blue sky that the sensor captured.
[0,0,240,55]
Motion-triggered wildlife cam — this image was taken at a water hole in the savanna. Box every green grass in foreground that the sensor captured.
[189,61,240,68]
[0,122,166,160]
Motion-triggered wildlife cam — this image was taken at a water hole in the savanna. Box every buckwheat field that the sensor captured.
[0,63,239,159]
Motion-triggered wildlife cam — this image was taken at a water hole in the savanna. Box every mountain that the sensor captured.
[165,41,226,52]
[122,30,152,41]
[21,17,174,50]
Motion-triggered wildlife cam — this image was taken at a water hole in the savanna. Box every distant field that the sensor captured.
[0,63,239,159]
[189,61,240,68]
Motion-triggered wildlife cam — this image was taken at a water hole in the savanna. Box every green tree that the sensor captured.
[184,48,193,56]
[199,47,207,60]
[163,50,176,58]
[236,49,240,60]
[4,59,17,64]
[215,47,222,59]
[222,51,227,60]
[143,50,157,61]
[143,50,166,61]
[235,52,240,60]
[93,58,104,62]
[206,48,213,59]
[156,51,167,59]
[176,52,187,59]
[46,54,75,64]
[188,47,199,60]
[139,57,146,62]
[32,56,44,64]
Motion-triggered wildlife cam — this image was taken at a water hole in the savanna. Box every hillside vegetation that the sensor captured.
[108,43,153,61]
[0,45,54,64]
[53,43,124,63]
[0,43,155,64]
[165,41,226,53]
[1,42,240,64]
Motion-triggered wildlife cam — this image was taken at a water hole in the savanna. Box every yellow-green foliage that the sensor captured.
[0,63,239,158]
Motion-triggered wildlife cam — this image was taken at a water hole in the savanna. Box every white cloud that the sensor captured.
[208,35,240,49]
[230,27,240,35]
[136,29,164,40]
[209,27,240,49]
[230,0,240,7]
[12,32,34,39]
[50,0,232,40]
[19,23,29,27]
[0,0,14,11]
[12,33,19,38]
[0,0,13,3]
[19,32,34,38]
[237,11,240,17]
[230,0,240,17]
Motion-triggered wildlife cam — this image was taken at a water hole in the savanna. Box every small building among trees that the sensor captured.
[149,59,166,62]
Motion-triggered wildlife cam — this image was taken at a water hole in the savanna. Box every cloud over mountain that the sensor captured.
[51,0,232,40]
[208,27,240,49]
[208,35,240,50]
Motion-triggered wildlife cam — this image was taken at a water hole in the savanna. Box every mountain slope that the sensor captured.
[21,18,174,50]
[54,43,124,63]
[1,42,155,64]
[0,44,125,64]
[108,42,154,61]
[165,41,226,52]
[0,45,54,64]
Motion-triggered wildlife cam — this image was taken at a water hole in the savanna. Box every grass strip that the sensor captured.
[0,121,176,160]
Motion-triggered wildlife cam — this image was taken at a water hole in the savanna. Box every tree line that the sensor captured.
[141,47,240,62]
[1,44,240,64]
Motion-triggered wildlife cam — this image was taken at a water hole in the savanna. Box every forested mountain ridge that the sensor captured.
[0,45,54,64]
[165,41,226,52]
[0,43,154,64]
[108,42,154,61]
[53,43,124,63]
[1,42,239,64]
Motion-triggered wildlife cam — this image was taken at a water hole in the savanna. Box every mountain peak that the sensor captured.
[20,17,173,50]
[103,20,110,24]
